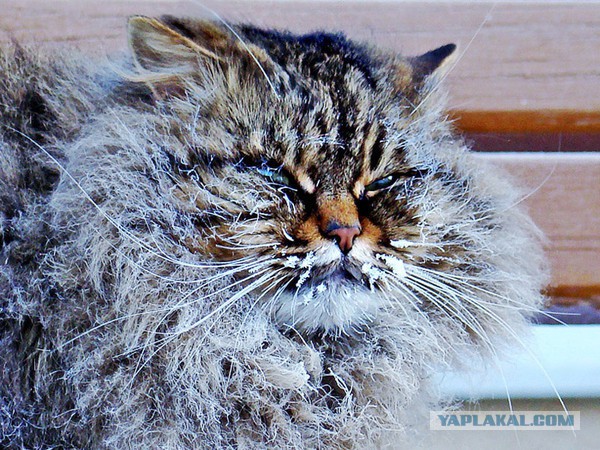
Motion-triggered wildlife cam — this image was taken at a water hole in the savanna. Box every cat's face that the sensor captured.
[129,16,464,335]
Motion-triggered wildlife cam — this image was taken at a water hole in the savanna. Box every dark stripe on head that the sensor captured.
[336,101,353,148]
[369,125,387,172]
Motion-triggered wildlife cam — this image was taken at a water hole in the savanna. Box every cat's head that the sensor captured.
[126,16,519,337]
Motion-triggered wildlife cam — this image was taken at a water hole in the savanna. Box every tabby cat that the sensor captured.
[0,15,546,449]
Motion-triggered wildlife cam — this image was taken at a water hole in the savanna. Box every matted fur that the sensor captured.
[0,17,546,449]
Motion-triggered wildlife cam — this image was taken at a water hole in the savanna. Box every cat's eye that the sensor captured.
[256,166,294,187]
[362,168,427,197]
[364,174,398,192]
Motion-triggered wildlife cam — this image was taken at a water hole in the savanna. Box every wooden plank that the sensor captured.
[478,152,600,295]
[465,132,600,153]
[1,1,600,125]
[454,111,600,134]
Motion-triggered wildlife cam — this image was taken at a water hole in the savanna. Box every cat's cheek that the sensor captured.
[348,239,377,264]
[356,217,383,248]
[292,215,326,249]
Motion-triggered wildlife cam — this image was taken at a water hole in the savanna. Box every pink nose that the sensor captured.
[326,224,361,254]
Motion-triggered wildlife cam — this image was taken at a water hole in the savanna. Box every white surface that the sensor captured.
[436,325,600,399]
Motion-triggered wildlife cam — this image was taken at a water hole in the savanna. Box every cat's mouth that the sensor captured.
[262,247,388,333]
[271,256,382,334]
[275,246,368,287]
[310,259,364,284]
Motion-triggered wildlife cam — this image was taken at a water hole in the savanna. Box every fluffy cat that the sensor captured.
[0,15,546,449]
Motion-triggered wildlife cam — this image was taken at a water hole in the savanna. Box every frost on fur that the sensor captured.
[0,18,546,450]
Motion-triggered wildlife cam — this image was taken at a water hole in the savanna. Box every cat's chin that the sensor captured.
[268,277,383,336]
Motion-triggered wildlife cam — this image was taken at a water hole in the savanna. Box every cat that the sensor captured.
[0,15,547,449]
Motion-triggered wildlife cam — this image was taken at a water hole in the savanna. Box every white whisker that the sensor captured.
[407,266,569,417]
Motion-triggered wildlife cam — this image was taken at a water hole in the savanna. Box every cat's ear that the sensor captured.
[128,16,224,98]
[410,43,457,82]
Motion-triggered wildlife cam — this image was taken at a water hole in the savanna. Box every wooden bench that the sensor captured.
[3,1,599,316]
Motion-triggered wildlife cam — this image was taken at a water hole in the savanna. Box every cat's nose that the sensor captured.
[325,223,361,254]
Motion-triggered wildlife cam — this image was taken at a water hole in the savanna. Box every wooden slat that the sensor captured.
[465,133,600,153]
[454,111,600,134]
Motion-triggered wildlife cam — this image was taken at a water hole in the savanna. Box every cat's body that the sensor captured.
[0,17,546,449]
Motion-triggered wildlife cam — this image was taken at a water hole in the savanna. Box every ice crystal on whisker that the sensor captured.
[284,255,300,268]
[302,288,314,305]
[390,238,441,251]
[299,252,316,269]
[376,254,407,280]
[390,239,413,249]
[296,252,316,288]
[361,262,385,290]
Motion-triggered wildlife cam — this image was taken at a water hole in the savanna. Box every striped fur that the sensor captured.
[0,17,546,449]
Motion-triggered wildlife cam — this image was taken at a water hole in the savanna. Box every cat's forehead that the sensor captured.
[231,28,415,180]
[242,98,407,195]
[226,70,411,194]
